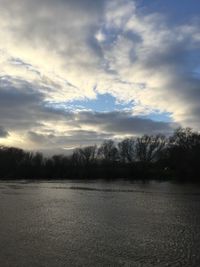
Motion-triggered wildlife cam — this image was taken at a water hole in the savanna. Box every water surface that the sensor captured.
[0,180,200,267]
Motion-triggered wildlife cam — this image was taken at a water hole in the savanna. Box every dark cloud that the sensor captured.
[0,126,9,138]
[0,77,77,131]
[0,75,177,152]
[20,110,177,154]
[27,131,53,145]
[76,111,176,135]
[26,129,112,156]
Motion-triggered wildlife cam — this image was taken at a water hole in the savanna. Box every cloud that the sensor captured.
[0,0,200,151]
[0,76,176,151]
[96,1,200,129]
[75,111,177,135]
[0,126,9,138]
[24,111,176,153]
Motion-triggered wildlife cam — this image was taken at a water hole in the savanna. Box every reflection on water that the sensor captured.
[0,180,200,266]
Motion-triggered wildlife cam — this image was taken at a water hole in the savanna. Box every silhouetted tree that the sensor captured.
[98,140,119,163]
[170,127,200,149]
[0,128,200,181]
[135,134,166,162]
[79,145,97,165]
[167,128,200,180]
[71,148,84,166]
[118,138,135,163]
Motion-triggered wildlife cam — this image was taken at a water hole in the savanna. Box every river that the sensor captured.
[0,180,200,266]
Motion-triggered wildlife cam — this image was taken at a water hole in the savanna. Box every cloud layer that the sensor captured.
[0,0,199,152]
[0,126,9,138]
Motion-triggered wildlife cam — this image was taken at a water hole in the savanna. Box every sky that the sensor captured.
[0,0,200,154]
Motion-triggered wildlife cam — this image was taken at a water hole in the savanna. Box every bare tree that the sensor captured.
[118,138,135,163]
[98,140,118,162]
[72,145,97,165]
[135,134,166,162]
[170,127,200,149]
[79,145,97,164]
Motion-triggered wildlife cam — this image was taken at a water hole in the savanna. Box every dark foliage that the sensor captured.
[0,128,200,181]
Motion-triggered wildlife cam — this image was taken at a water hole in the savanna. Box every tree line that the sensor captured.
[0,128,200,181]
